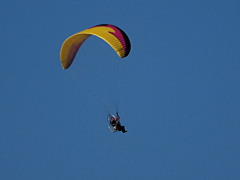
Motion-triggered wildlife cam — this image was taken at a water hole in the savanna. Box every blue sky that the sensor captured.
[1,0,240,179]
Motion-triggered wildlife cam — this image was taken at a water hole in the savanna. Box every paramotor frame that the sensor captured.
[107,114,117,133]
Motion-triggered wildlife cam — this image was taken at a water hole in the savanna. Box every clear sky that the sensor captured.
[1,0,240,179]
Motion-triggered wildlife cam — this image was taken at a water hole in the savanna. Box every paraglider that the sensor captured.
[60,24,131,133]
[108,112,127,133]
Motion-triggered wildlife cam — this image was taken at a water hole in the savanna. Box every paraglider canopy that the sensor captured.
[60,24,131,69]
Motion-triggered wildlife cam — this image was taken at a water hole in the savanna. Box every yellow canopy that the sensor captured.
[60,24,131,69]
